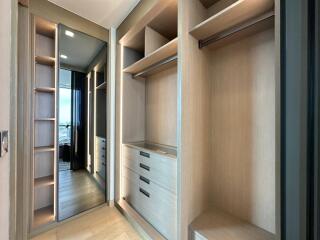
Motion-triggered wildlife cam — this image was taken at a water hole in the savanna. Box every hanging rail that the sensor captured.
[133,55,178,78]
[199,10,275,49]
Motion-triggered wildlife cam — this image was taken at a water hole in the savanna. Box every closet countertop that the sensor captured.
[124,142,177,159]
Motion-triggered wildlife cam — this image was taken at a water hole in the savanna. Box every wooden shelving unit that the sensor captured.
[189,0,274,42]
[96,81,107,90]
[34,175,55,188]
[33,205,55,229]
[31,15,57,230]
[123,38,177,75]
[34,87,56,93]
[35,56,56,66]
[118,0,178,239]
[35,118,56,121]
[34,146,55,153]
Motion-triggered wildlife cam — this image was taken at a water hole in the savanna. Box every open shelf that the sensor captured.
[34,146,55,153]
[34,87,55,93]
[35,118,56,121]
[123,37,177,75]
[190,0,274,41]
[190,209,275,240]
[96,82,106,90]
[33,205,55,229]
[34,175,54,188]
[35,56,55,66]
[35,17,56,39]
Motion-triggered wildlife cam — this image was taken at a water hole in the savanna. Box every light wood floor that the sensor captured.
[32,206,142,240]
[59,170,105,221]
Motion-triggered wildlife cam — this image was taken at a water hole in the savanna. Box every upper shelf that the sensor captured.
[96,82,107,90]
[190,209,275,240]
[190,0,274,41]
[123,38,178,75]
[35,56,56,67]
[35,17,56,39]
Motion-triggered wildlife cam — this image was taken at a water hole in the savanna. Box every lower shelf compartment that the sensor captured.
[33,205,55,229]
[116,199,166,240]
[190,209,275,240]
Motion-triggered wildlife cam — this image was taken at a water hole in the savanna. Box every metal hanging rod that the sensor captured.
[133,55,178,78]
[199,10,275,49]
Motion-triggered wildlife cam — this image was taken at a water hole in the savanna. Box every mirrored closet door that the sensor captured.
[57,25,107,221]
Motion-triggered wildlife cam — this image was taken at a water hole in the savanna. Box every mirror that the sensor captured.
[58,25,107,221]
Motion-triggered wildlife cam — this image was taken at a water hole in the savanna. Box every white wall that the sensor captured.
[0,0,11,239]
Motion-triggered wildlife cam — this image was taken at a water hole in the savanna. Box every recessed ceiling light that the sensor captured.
[60,54,68,59]
[65,30,74,37]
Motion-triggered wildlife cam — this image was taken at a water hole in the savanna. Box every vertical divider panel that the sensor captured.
[145,26,169,56]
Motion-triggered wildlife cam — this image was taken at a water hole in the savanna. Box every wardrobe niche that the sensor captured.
[183,0,278,239]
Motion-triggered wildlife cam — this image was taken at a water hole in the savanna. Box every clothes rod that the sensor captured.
[199,11,275,49]
[133,55,178,78]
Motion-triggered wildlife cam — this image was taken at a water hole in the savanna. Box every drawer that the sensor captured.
[122,168,140,211]
[96,138,106,150]
[97,150,106,161]
[137,176,177,239]
[122,145,139,173]
[97,161,106,179]
[138,151,177,194]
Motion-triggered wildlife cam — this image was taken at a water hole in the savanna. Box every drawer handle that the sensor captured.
[139,188,150,198]
[139,176,150,184]
[102,147,106,150]
[140,151,150,158]
[139,163,150,171]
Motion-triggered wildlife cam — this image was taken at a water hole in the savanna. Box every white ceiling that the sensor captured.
[59,25,106,69]
[48,0,141,29]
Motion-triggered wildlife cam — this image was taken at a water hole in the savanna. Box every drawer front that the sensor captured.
[97,150,106,162]
[122,168,140,211]
[98,161,106,179]
[137,176,177,240]
[122,145,139,173]
[138,151,177,194]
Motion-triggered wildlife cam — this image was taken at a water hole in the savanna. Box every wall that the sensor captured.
[146,66,177,147]
[209,29,276,233]
[0,0,12,238]
[29,0,109,42]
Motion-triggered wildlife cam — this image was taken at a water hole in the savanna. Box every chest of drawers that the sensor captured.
[122,144,177,240]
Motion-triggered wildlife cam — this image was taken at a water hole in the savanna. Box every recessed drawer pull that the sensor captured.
[139,176,150,184]
[140,151,150,158]
[139,188,150,198]
[102,147,106,150]
[139,163,150,171]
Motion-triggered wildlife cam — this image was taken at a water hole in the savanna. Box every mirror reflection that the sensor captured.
[58,25,107,221]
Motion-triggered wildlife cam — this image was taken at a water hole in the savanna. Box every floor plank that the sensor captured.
[32,206,142,240]
[58,169,105,221]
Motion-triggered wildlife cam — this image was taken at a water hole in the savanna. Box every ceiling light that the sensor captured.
[65,30,74,37]
[60,54,68,59]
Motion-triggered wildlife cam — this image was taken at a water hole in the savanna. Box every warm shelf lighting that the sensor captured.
[60,54,68,59]
[65,30,74,37]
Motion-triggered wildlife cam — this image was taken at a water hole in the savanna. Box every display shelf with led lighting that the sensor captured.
[31,15,57,231]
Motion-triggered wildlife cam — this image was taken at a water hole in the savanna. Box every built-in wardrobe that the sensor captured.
[116,0,178,239]
[116,0,280,239]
